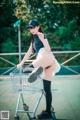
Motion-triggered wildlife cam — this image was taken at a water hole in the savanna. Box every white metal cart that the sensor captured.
[10,67,43,120]
[10,67,56,120]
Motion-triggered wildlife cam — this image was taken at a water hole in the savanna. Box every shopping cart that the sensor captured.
[10,66,44,120]
[10,65,56,120]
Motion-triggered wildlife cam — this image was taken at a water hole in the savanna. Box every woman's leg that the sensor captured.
[37,66,54,119]
[43,79,52,113]
[28,49,57,83]
[37,79,52,119]
[28,62,43,83]
[43,64,55,80]
[43,65,54,111]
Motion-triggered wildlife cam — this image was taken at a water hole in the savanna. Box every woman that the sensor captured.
[17,19,60,119]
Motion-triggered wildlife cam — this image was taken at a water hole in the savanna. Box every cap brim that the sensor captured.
[26,25,35,29]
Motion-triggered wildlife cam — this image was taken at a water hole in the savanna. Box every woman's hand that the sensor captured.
[17,63,23,69]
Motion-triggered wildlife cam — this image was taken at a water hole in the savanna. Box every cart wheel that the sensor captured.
[31,116,37,120]
[23,103,29,111]
[14,115,20,120]
[51,112,56,120]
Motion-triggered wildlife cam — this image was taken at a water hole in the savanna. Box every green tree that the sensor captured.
[0,0,17,52]
[0,0,80,66]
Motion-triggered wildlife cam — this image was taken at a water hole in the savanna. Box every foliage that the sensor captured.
[0,0,80,67]
[0,0,17,52]
[1,38,16,53]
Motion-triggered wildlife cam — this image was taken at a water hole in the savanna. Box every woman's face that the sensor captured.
[29,26,39,35]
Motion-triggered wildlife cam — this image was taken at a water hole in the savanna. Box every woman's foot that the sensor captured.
[28,67,43,83]
[37,110,52,119]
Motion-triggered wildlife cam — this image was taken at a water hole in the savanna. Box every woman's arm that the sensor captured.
[38,33,51,52]
[17,42,33,68]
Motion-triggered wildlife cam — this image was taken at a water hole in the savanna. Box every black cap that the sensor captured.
[27,19,39,29]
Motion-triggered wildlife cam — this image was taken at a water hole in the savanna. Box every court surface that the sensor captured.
[0,75,80,120]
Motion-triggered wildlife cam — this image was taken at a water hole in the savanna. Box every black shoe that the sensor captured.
[28,67,43,83]
[37,110,52,120]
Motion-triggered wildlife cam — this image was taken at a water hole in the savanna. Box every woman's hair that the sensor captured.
[38,26,43,33]
[30,26,43,52]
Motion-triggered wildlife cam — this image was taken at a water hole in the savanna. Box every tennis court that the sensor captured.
[0,74,80,120]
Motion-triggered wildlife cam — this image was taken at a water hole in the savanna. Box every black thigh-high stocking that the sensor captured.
[43,79,52,113]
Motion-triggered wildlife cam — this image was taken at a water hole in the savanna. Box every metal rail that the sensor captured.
[0,51,80,75]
